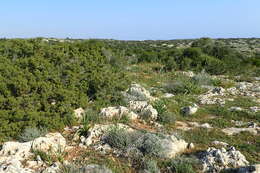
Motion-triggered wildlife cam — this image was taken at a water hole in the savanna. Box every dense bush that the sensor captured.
[0,39,128,141]
[163,75,205,95]
[18,127,47,142]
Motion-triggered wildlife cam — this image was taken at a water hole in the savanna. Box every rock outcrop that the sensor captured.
[200,147,249,173]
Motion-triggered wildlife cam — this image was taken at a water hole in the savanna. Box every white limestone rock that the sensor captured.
[0,141,32,161]
[200,147,249,173]
[100,106,138,120]
[181,104,199,115]
[32,133,66,153]
[128,101,158,120]
[0,158,34,173]
[222,128,258,136]
[123,83,156,102]
[73,108,85,120]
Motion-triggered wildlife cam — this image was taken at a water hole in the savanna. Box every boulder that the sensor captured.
[181,104,198,115]
[0,158,34,173]
[123,84,156,102]
[128,101,158,120]
[200,147,249,173]
[32,133,66,153]
[0,141,32,161]
[74,108,85,120]
[100,106,138,120]
[250,106,260,113]
[159,134,188,158]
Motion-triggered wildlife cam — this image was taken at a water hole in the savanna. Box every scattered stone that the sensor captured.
[188,143,195,149]
[100,106,138,120]
[123,83,156,102]
[250,106,260,113]
[0,158,34,173]
[211,87,225,95]
[0,141,32,161]
[32,133,66,153]
[177,71,195,77]
[200,146,249,173]
[42,162,60,173]
[222,127,258,136]
[223,164,260,173]
[74,107,85,121]
[229,107,243,112]
[211,141,229,147]
[181,104,198,115]
[163,93,175,98]
[129,101,158,120]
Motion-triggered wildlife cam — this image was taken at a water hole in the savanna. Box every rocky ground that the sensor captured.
[0,65,259,173]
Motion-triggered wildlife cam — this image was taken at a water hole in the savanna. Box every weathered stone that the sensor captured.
[211,141,229,147]
[0,158,34,173]
[32,133,66,153]
[74,108,85,120]
[223,164,260,173]
[0,141,32,161]
[200,147,249,173]
[100,106,138,120]
[222,128,258,136]
[129,101,158,120]
[181,104,198,115]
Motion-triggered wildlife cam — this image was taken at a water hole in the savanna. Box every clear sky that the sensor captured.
[0,0,259,40]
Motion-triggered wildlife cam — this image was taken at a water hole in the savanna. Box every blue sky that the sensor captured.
[0,0,259,40]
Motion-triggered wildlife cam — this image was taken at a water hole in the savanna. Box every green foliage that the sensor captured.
[166,157,198,173]
[78,109,100,136]
[142,159,160,173]
[104,126,141,150]
[163,75,205,95]
[18,127,47,142]
[0,39,128,140]
[153,100,175,125]
[135,133,163,157]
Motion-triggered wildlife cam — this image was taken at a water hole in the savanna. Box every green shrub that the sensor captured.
[168,157,198,173]
[164,75,204,95]
[135,133,163,157]
[0,39,128,140]
[142,159,160,173]
[104,126,142,150]
[18,127,47,142]
[153,100,175,125]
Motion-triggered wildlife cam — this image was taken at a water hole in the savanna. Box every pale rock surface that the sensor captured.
[163,93,174,98]
[42,162,60,173]
[200,147,249,173]
[222,127,258,136]
[128,101,158,120]
[80,124,132,146]
[181,104,199,115]
[74,108,85,120]
[250,106,260,113]
[159,135,188,158]
[123,83,156,102]
[100,106,138,120]
[229,107,243,112]
[0,158,34,173]
[211,141,229,147]
[0,141,32,161]
[32,133,66,152]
